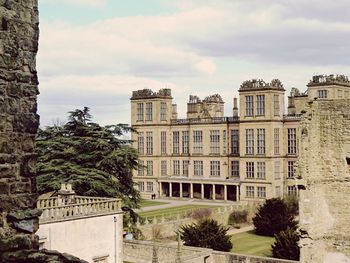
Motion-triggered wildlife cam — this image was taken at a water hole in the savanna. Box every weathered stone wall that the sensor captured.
[296,99,350,263]
[123,240,299,263]
[0,0,41,254]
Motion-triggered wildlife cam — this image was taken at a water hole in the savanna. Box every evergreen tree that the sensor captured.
[272,227,300,260]
[253,198,297,236]
[36,107,141,221]
[179,219,232,252]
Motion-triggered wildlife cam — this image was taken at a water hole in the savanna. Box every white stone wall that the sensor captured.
[37,213,123,263]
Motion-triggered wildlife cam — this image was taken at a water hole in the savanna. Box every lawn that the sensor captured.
[139,199,169,208]
[231,230,275,257]
[139,204,216,218]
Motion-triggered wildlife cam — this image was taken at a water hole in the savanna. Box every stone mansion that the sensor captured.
[130,74,350,202]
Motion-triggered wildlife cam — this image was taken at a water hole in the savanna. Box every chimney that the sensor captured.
[233,97,238,117]
[172,104,178,119]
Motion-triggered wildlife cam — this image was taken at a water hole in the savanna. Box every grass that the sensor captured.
[231,230,275,257]
[139,199,169,208]
[139,204,217,218]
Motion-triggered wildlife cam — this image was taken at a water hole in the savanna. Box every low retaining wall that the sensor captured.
[123,240,299,263]
[212,251,299,263]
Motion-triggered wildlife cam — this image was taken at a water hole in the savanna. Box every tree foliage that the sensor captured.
[36,107,141,221]
[179,219,232,252]
[272,227,300,260]
[253,198,297,236]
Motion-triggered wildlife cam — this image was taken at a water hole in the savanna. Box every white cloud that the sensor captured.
[37,0,350,125]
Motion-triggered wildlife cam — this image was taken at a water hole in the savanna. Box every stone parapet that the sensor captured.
[37,196,122,223]
[307,74,350,87]
[131,88,172,100]
[239,79,285,92]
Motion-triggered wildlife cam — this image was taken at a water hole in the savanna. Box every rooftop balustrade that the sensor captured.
[37,195,122,223]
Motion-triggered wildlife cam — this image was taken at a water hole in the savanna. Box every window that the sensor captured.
[275,186,281,197]
[256,95,265,115]
[231,129,239,154]
[182,131,189,154]
[246,186,254,198]
[287,128,297,155]
[257,128,265,154]
[146,131,153,155]
[231,161,239,178]
[257,186,266,198]
[137,160,144,176]
[288,161,295,178]
[194,160,203,176]
[274,128,280,155]
[317,90,328,98]
[160,102,167,120]
[161,160,167,176]
[182,160,189,176]
[173,160,180,175]
[210,130,220,154]
[274,161,280,179]
[257,162,266,179]
[210,161,220,177]
[146,182,153,192]
[345,91,349,98]
[288,186,297,196]
[137,132,144,154]
[138,182,144,192]
[137,103,144,121]
[173,131,180,154]
[161,131,167,155]
[245,96,254,116]
[146,161,153,176]
[145,102,153,121]
[246,162,254,178]
[223,130,227,154]
[274,95,280,116]
[245,129,254,155]
[193,130,203,154]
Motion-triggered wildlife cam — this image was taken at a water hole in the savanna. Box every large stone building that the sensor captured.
[130,74,350,202]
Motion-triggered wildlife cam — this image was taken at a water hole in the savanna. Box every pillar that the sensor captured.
[169,183,172,197]
[179,183,183,198]
[213,184,216,200]
[201,184,204,199]
[224,185,227,201]
[159,182,162,197]
[236,185,239,201]
[190,183,193,198]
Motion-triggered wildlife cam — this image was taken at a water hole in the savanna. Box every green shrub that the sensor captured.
[253,198,297,236]
[228,210,248,225]
[191,208,212,221]
[179,219,232,252]
[272,227,300,260]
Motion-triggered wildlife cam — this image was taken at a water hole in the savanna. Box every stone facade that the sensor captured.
[296,99,350,262]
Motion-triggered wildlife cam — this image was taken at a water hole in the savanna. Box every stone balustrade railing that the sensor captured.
[38,196,122,223]
[137,203,248,226]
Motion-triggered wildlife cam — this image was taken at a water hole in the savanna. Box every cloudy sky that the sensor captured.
[38,0,350,126]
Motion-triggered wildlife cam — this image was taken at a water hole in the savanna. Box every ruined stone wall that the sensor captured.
[296,99,350,263]
[0,0,40,252]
